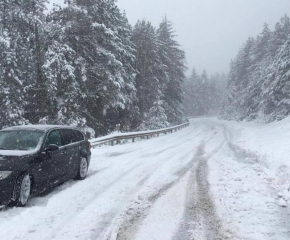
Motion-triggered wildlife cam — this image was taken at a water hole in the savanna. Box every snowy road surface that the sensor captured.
[1,117,290,240]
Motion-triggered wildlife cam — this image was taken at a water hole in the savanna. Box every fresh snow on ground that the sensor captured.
[0,117,290,240]
[223,116,290,206]
[208,117,290,239]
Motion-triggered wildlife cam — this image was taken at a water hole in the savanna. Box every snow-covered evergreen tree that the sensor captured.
[43,4,85,127]
[261,36,290,121]
[223,14,290,122]
[0,29,28,127]
[157,17,186,125]
[184,68,226,117]
[43,0,138,134]
[132,20,167,128]
[0,1,188,133]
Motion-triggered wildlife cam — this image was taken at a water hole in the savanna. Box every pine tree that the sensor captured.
[52,0,138,134]
[183,68,202,116]
[132,20,167,129]
[42,4,85,127]
[0,1,188,133]
[157,17,186,124]
[261,35,290,121]
[0,0,42,128]
[244,24,272,120]
[0,28,28,127]
[184,68,225,117]
[223,14,290,122]
[222,38,256,120]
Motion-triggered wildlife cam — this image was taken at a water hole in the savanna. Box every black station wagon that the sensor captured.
[0,125,91,207]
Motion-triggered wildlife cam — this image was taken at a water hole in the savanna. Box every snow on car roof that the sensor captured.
[1,125,75,132]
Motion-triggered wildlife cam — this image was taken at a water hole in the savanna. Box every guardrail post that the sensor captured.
[132,137,135,143]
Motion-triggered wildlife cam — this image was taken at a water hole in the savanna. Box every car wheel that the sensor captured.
[75,157,88,180]
[13,174,31,207]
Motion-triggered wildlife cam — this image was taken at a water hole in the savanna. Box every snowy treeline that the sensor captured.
[133,19,186,130]
[183,68,227,117]
[222,14,290,122]
[0,0,186,135]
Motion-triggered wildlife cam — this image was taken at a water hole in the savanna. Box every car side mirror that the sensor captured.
[44,144,59,153]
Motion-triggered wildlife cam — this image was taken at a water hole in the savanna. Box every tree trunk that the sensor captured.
[33,1,47,122]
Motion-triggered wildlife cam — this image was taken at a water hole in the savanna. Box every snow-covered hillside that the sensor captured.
[0,117,289,240]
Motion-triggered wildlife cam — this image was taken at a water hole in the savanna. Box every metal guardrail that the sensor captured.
[90,122,190,148]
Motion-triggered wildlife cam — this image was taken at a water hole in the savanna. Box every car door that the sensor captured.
[31,130,66,191]
[59,129,81,179]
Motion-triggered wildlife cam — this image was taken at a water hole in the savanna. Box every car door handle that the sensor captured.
[61,151,66,155]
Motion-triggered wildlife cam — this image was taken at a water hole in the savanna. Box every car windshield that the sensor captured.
[0,130,44,151]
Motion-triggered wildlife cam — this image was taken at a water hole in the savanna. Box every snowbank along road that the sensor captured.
[0,117,290,240]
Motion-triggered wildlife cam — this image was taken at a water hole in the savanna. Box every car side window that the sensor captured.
[60,129,78,146]
[74,130,85,142]
[45,130,62,147]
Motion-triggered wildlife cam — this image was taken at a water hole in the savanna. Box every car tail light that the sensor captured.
[88,142,91,151]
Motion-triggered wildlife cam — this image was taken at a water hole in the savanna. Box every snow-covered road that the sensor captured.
[1,117,290,240]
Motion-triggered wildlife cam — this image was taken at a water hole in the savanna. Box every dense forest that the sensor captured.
[222,14,290,122]
[183,69,226,117]
[0,0,186,136]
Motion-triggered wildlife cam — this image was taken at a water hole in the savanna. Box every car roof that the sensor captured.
[1,125,77,132]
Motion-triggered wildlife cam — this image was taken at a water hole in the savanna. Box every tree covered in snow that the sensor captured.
[0,0,187,134]
[0,29,28,127]
[0,0,48,127]
[261,36,290,121]
[132,20,167,129]
[132,18,186,130]
[157,17,187,125]
[41,0,138,134]
[183,68,226,117]
[222,14,290,122]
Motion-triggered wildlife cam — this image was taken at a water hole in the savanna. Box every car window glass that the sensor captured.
[45,130,62,147]
[0,130,44,150]
[60,129,78,145]
[74,130,84,141]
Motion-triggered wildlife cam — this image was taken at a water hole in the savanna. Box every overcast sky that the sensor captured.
[48,0,290,76]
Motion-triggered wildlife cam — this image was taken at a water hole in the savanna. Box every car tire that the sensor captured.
[75,157,88,180]
[12,174,31,207]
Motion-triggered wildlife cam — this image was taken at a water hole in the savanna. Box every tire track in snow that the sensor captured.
[173,125,231,240]
[115,128,224,240]
[194,151,228,240]
[91,135,212,240]
[38,126,205,239]
[43,162,146,240]
[86,125,215,240]
[44,125,210,240]
[91,150,193,240]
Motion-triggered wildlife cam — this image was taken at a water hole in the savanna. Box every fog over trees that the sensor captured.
[183,69,227,117]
